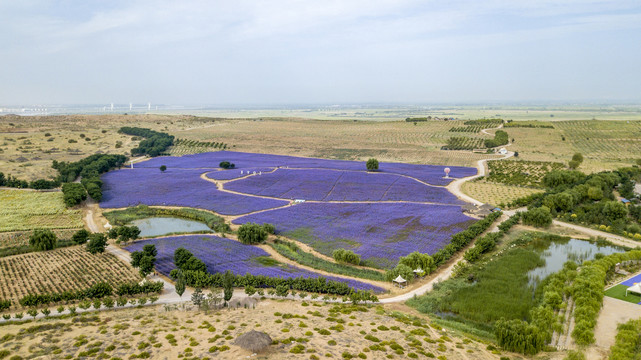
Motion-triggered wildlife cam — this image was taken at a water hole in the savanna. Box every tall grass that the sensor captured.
[407,247,544,328]
[269,239,385,282]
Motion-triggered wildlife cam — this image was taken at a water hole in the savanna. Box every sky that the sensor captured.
[1,0,640,105]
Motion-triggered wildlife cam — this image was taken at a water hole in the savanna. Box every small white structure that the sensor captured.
[444,167,450,178]
[413,268,423,277]
[498,148,508,155]
[130,161,134,169]
[241,170,243,175]
[626,283,641,297]
[253,171,256,175]
[294,199,306,204]
[393,275,407,288]
[104,223,112,230]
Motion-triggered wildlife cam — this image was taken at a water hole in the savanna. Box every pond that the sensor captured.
[527,238,624,287]
[129,217,212,237]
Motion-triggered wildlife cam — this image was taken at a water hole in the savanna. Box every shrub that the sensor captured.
[333,249,361,265]
[72,229,90,244]
[237,223,268,244]
[219,161,235,169]
[29,229,57,251]
[366,158,379,171]
[522,206,552,228]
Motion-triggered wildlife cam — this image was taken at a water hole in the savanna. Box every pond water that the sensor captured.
[527,238,623,286]
[129,217,211,237]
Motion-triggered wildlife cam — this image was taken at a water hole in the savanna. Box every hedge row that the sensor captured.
[17,281,163,307]
[173,270,354,296]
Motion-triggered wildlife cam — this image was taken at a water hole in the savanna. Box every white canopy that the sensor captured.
[413,268,423,273]
[393,275,407,283]
[626,283,641,296]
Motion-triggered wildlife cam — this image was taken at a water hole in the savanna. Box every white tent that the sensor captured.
[413,268,423,277]
[393,275,407,288]
[626,283,641,297]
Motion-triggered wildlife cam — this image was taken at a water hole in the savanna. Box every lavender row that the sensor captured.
[100,168,288,215]
[124,235,384,293]
[234,202,475,269]
[134,151,476,185]
[226,168,463,204]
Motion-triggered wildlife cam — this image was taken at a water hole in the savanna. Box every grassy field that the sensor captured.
[0,229,78,249]
[460,181,544,207]
[0,301,502,359]
[0,246,140,311]
[407,246,544,334]
[604,284,641,304]
[0,190,83,232]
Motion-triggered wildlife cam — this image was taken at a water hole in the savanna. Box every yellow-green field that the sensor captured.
[0,190,83,232]
[461,182,544,207]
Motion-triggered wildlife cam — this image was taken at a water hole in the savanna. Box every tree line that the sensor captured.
[119,127,174,157]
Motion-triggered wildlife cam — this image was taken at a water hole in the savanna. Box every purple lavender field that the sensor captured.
[205,167,276,180]
[133,151,476,185]
[226,168,463,203]
[125,235,384,292]
[233,203,476,268]
[101,168,288,215]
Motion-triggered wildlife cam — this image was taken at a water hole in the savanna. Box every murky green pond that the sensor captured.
[528,238,623,286]
[129,217,211,237]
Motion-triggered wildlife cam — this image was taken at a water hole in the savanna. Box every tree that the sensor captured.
[275,284,289,297]
[366,158,379,171]
[130,251,144,267]
[174,247,193,269]
[219,161,235,169]
[87,233,107,254]
[138,255,155,277]
[333,248,361,265]
[569,160,581,170]
[160,165,167,172]
[142,244,157,258]
[514,151,519,157]
[191,287,204,309]
[223,271,234,306]
[522,206,553,228]
[245,285,256,297]
[237,223,268,244]
[572,153,584,163]
[208,288,223,308]
[602,201,628,222]
[72,229,90,244]
[29,229,57,251]
[398,252,435,274]
[175,275,186,299]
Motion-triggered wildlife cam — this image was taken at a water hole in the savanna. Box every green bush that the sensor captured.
[333,249,361,265]
[29,229,57,251]
[522,206,552,228]
[237,223,268,244]
[366,158,379,171]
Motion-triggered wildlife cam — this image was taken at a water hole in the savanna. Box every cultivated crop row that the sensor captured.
[0,190,84,232]
[0,246,140,309]
[443,137,485,150]
[486,160,564,188]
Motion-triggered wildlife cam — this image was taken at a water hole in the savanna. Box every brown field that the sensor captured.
[0,246,141,311]
[0,300,505,360]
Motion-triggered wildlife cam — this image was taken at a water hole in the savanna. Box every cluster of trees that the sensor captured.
[119,127,174,157]
[55,154,127,205]
[385,251,436,281]
[531,167,641,234]
[522,207,553,228]
[385,211,502,283]
[366,158,379,171]
[173,247,207,273]
[173,269,355,296]
[219,161,235,169]
[237,223,273,244]
[131,244,157,277]
[484,130,509,148]
[107,226,140,244]
[0,172,60,189]
[332,248,361,265]
[18,281,163,308]
[61,183,87,207]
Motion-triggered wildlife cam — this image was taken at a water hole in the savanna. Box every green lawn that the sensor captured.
[605,284,641,304]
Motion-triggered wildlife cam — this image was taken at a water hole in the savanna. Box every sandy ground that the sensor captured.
[0,300,505,360]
